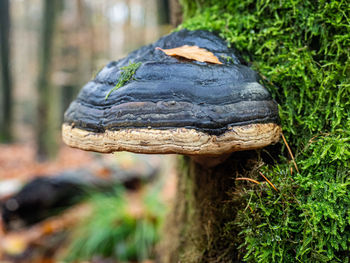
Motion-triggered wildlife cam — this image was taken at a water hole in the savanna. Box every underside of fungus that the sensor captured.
[62,123,281,155]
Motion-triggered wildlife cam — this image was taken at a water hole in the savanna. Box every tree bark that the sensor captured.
[159,152,260,263]
[0,0,13,142]
[36,0,60,160]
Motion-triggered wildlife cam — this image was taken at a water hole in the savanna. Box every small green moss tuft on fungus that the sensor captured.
[105,61,141,100]
[179,0,350,262]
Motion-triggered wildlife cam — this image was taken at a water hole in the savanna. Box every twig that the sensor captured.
[258,171,279,192]
[235,177,261,185]
[281,133,300,174]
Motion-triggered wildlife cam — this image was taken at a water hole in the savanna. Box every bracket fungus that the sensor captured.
[62,29,282,261]
[62,29,281,163]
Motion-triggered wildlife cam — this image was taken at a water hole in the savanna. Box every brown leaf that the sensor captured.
[156,45,223,64]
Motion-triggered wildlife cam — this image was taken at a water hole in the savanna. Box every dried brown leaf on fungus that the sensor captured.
[156,45,223,64]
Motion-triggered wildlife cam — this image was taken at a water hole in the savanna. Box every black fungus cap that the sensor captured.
[62,29,281,155]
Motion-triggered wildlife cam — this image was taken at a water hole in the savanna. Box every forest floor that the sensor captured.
[0,143,93,181]
[0,143,176,263]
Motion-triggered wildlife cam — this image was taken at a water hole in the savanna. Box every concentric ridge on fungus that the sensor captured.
[62,29,281,155]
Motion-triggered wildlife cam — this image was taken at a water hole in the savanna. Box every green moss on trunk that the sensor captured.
[176,1,350,262]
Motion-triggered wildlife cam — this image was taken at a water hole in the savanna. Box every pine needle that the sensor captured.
[236,177,261,185]
[258,171,279,192]
[281,132,300,174]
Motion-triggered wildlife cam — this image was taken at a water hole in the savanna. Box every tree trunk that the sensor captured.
[36,0,59,160]
[0,0,13,142]
[159,152,260,263]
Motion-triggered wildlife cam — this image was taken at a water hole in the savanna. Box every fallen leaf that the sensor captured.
[1,235,27,255]
[156,45,223,64]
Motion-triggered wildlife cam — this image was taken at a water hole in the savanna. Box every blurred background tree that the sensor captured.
[3,0,173,160]
[0,0,13,142]
[36,0,61,160]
